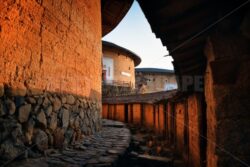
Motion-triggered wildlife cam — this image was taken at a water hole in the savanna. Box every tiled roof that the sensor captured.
[102,0,133,36]
[103,41,142,66]
[135,68,174,74]
[103,90,178,104]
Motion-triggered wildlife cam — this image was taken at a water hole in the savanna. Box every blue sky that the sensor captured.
[102,1,174,70]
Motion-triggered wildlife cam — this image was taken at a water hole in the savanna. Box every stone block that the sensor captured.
[62,108,70,128]
[48,112,58,131]
[33,129,48,152]
[26,97,37,104]
[45,105,53,117]
[53,128,65,148]
[53,97,62,111]
[0,101,7,116]
[37,110,47,128]
[25,118,35,145]
[66,95,75,105]
[42,97,50,108]
[61,96,67,104]
[18,104,32,123]
[0,140,25,160]
[5,99,16,115]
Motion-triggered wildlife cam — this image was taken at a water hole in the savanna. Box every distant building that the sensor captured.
[135,68,177,93]
[102,41,141,97]
[102,41,141,96]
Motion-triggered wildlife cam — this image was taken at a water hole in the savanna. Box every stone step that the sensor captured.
[102,119,126,128]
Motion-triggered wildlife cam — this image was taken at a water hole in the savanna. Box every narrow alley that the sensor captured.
[0,0,249,167]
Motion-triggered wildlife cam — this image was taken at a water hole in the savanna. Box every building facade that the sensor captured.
[135,68,177,93]
[102,41,141,96]
[0,0,133,161]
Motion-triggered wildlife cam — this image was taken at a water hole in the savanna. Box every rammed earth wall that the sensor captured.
[0,0,102,161]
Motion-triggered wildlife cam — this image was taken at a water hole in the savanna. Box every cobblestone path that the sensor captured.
[7,120,131,167]
[5,120,183,167]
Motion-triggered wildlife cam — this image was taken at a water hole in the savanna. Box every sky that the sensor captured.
[102,1,174,70]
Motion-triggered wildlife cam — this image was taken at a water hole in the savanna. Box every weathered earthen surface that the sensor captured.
[0,0,102,163]
[143,104,154,129]
[175,102,185,156]
[103,49,137,88]
[135,71,177,94]
[102,94,206,167]
[187,94,203,167]
[0,0,102,99]
[205,34,250,167]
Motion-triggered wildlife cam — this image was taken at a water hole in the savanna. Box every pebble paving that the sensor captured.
[7,119,131,167]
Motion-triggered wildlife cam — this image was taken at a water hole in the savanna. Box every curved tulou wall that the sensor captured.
[0,0,102,160]
[102,48,137,97]
[103,49,136,88]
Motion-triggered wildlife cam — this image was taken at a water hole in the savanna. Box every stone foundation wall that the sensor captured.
[0,87,101,161]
